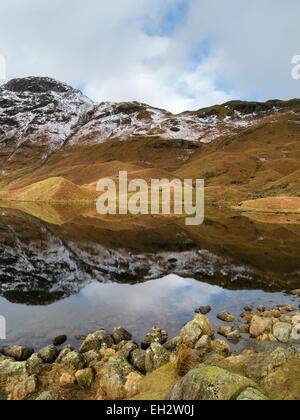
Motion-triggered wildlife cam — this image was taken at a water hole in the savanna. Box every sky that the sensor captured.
[0,0,300,113]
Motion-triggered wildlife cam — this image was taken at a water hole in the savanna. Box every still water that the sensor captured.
[0,204,299,350]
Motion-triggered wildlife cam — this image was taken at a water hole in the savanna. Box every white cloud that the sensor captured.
[0,0,299,112]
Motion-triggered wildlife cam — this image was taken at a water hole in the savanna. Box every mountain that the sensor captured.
[0,76,299,209]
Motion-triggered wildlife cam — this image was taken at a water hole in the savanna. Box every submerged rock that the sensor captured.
[217,311,235,323]
[52,335,67,346]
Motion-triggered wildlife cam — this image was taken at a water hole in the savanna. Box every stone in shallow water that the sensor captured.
[52,335,67,346]
[112,327,132,344]
[217,311,235,323]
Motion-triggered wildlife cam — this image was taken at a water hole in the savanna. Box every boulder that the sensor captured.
[273,323,292,343]
[36,391,63,400]
[52,335,67,346]
[60,351,85,372]
[130,349,146,374]
[75,368,95,389]
[163,336,182,353]
[211,340,230,357]
[180,320,202,348]
[97,357,135,400]
[26,353,44,375]
[79,334,101,353]
[55,345,73,363]
[246,347,299,381]
[10,375,38,400]
[195,306,212,315]
[194,315,215,339]
[112,327,132,344]
[0,346,34,362]
[145,343,171,373]
[0,359,28,388]
[38,345,58,364]
[166,364,258,400]
[124,372,142,399]
[291,324,300,341]
[236,387,268,401]
[250,316,273,338]
[82,350,101,366]
[218,326,232,337]
[195,335,211,352]
[119,341,138,361]
[141,327,168,350]
[217,311,235,323]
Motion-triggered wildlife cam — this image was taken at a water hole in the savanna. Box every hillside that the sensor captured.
[0,77,299,209]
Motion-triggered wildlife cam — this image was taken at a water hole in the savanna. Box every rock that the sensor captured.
[195,306,212,315]
[52,335,67,346]
[194,315,215,338]
[244,306,254,312]
[291,324,300,341]
[0,346,34,362]
[218,326,232,337]
[250,316,273,338]
[236,387,268,401]
[283,305,295,313]
[36,391,63,401]
[145,343,171,373]
[227,330,241,342]
[195,335,211,352]
[211,340,230,357]
[291,289,300,296]
[38,345,58,364]
[166,364,259,400]
[257,305,266,313]
[217,311,235,323]
[79,334,101,353]
[246,347,299,380]
[119,341,138,361]
[75,368,95,389]
[79,330,113,353]
[112,327,132,344]
[97,357,135,400]
[82,350,101,366]
[141,327,168,350]
[130,349,146,374]
[180,315,214,349]
[55,345,73,363]
[0,359,28,389]
[238,324,250,334]
[59,373,75,386]
[10,375,38,400]
[26,353,44,375]
[280,315,292,323]
[292,315,300,326]
[163,336,182,353]
[124,372,142,399]
[99,348,116,362]
[273,322,292,343]
[60,351,85,371]
[75,335,86,341]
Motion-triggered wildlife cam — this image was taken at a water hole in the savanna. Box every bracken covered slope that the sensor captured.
[0,76,299,206]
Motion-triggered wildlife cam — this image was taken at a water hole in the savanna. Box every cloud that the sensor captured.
[0,0,300,112]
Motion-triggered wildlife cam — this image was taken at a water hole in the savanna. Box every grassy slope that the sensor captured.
[0,109,299,211]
